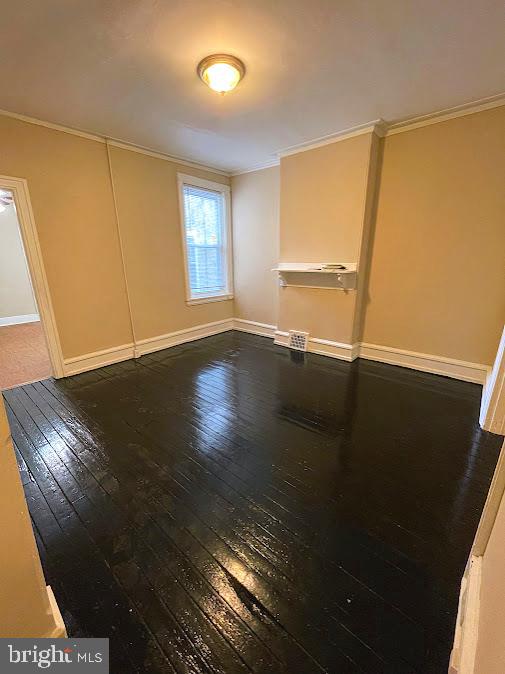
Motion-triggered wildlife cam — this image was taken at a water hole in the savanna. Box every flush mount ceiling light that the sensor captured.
[197,54,245,94]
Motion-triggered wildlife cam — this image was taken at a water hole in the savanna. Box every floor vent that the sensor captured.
[288,330,309,352]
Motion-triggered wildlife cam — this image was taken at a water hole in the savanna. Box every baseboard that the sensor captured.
[0,313,39,327]
[135,318,234,358]
[449,556,481,674]
[63,343,135,376]
[45,585,67,638]
[360,342,488,384]
[233,318,276,338]
[274,330,358,362]
[61,320,490,386]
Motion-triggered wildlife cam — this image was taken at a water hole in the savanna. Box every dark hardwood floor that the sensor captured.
[3,331,502,673]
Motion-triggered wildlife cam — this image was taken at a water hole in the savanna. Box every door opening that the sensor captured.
[0,177,63,389]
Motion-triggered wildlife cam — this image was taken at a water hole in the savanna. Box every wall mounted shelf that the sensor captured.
[272,262,357,290]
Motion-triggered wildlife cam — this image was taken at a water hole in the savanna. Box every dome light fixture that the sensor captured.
[197,54,245,94]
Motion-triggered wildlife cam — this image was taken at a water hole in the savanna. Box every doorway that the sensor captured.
[0,176,64,389]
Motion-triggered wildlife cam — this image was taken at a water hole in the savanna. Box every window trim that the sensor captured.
[177,173,233,305]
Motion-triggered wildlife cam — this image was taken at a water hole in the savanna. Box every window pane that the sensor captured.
[183,184,227,297]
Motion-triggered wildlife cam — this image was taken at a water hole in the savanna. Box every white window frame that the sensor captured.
[177,173,233,305]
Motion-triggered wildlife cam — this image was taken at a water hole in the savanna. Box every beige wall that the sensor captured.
[0,397,56,637]
[363,106,505,365]
[474,460,505,673]
[278,132,377,344]
[0,115,232,360]
[0,203,37,319]
[108,146,232,342]
[231,166,280,327]
[0,115,132,359]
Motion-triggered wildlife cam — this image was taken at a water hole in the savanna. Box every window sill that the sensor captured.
[186,294,234,306]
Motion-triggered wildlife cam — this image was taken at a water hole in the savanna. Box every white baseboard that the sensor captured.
[0,313,39,327]
[63,343,135,376]
[45,585,67,638]
[233,318,276,338]
[135,318,234,358]
[61,319,490,386]
[360,342,488,384]
[449,556,481,674]
[274,330,358,362]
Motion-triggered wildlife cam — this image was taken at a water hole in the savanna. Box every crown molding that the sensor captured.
[277,120,385,158]
[230,158,280,177]
[2,91,505,177]
[0,108,230,177]
[385,92,505,136]
[106,139,229,176]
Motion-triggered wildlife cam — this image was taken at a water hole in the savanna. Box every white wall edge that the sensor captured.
[233,319,277,338]
[0,313,39,327]
[135,319,234,358]
[360,342,489,384]
[63,343,135,376]
[480,326,505,433]
[45,585,67,638]
[449,555,481,674]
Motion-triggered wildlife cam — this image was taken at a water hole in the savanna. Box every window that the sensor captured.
[178,174,233,304]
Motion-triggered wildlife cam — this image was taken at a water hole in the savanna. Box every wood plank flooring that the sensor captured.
[3,331,502,673]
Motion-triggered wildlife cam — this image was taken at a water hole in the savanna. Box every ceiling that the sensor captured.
[0,0,504,173]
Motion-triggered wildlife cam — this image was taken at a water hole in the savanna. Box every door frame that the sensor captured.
[0,174,64,378]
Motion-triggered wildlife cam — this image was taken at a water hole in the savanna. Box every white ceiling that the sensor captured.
[0,0,504,172]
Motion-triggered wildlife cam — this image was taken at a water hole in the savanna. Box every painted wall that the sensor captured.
[108,146,232,342]
[363,106,505,365]
[0,397,57,637]
[231,166,280,327]
[0,203,37,319]
[0,116,231,360]
[474,465,505,673]
[0,115,132,359]
[278,132,377,344]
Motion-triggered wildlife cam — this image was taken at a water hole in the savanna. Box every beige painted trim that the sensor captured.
[0,108,229,176]
[233,318,277,338]
[386,92,505,137]
[278,120,386,158]
[135,319,234,358]
[63,343,135,376]
[480,326,505,434]
[105,140,137,349]
[449,556,482,674]
[0,175,65,378]
[46,586,67,638]
[359,342,488,384]
[472,440,505,557]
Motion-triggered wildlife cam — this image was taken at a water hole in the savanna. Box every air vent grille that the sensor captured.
[288,330,309,352]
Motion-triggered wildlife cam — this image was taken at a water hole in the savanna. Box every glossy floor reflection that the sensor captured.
[4,332,502,673]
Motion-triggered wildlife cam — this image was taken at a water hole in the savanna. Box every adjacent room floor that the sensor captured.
[3,331,502,673]
[0,321,51,390]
